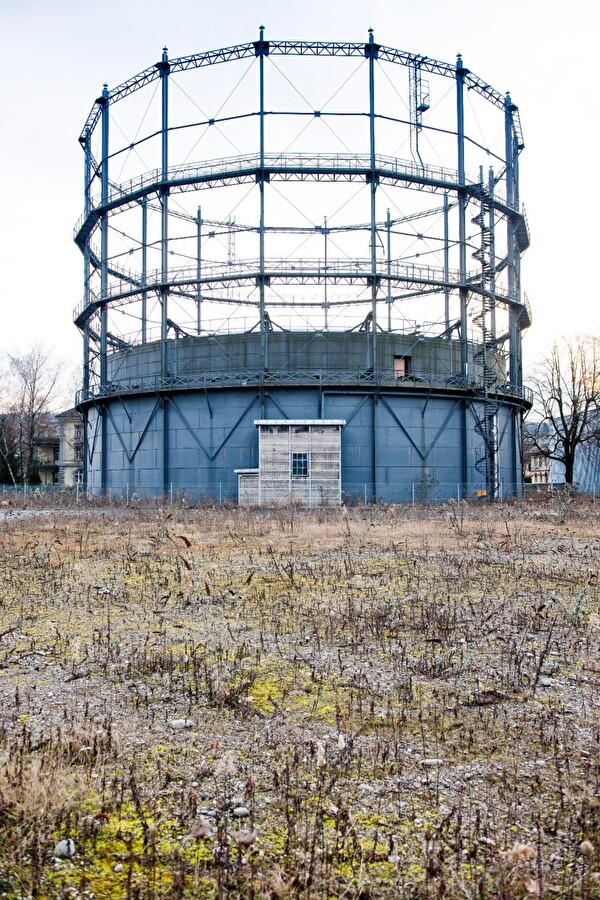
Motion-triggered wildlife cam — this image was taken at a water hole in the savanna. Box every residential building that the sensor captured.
[57,408,84,486]
[33,416,60,484]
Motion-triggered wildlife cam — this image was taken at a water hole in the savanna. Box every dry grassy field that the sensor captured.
[1,497,599,898]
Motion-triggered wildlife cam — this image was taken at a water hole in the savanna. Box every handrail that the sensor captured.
[76,370,532,406]
[72,255,518,324]
[73,151,517,242]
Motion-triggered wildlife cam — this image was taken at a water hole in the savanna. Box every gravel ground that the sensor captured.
[0,499,599,898]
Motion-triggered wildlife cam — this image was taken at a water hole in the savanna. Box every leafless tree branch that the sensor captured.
[526,336,600,485]
[0,345,62,484]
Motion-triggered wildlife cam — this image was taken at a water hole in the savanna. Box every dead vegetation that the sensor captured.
[0,498,599,898]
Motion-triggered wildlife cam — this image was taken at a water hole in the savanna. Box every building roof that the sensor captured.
[254,419,346,426]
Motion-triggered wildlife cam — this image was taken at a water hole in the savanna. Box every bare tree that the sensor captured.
[527,336,600,486]
[0,345,62,484]
[0,410,18,485]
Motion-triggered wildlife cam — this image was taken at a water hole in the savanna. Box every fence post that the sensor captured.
[170,483,174,504]
[411,483,415,507]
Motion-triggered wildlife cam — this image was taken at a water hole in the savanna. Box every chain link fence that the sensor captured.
[2,481,599,507]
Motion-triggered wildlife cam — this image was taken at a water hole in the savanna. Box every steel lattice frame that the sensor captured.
[74,28,531,498]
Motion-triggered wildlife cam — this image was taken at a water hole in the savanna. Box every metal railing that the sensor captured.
[73,150,516,241]
[72,257,517,322]
[80,152,492,217]
[4,481,598,507]
[75,369,532,405]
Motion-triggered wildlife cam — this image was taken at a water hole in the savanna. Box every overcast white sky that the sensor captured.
[0,0,597,379]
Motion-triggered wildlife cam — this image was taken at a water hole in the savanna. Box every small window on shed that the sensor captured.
[291,452,309,477]
[394,355,411,378]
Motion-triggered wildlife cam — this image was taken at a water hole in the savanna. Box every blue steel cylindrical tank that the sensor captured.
[74,30,531,503]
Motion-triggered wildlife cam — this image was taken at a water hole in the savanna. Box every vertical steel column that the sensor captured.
[513,144,523,400]
[366,28,379,373]
[366,29,379,502]
[82,329,90,395]
[81,135,93,492]
[485,166,498,499]
[456,56,468,375]
[323,216,329,330]
[159,48,170,377]
[510,101,523,389]
[443,194,450,336]
[82,136,92,397]
[505,94,517,384]
[256,26,268,377]
[99,86,109,390]
[159,48,170,493]
[141,196,148,344]
[505,93,521,491]
[456,55,469,487]
[386,208,392,332]
[196,207,202,334]
[99,84,110,494]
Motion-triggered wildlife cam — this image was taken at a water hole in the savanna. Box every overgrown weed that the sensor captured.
[0,501,599,896]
